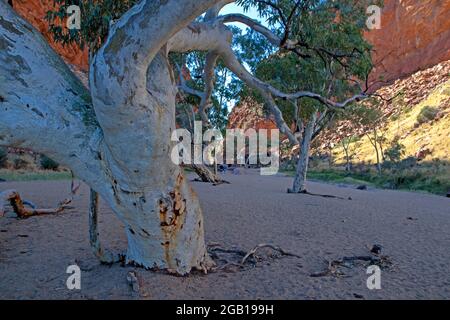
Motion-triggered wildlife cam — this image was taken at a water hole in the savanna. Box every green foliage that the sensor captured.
[235,0,378,125]
[46,0,138,52]
[347,101,383,128]
[416,106,439,125]
[0,147,7,168]
[46,0,379,134]
[297,163,449,195]
[384,139,406,163]
[40,155,60,171]
[0,171,72,182]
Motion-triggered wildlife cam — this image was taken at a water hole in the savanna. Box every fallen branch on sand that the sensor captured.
[0,173,80,219]
[208,243,301,273]
[0,189,72,219]
[241,243,301,264]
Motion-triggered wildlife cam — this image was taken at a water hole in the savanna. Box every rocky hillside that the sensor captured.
[227,98,279,134]
[227,0,450,127]
[318,60,450,164]
[228,60,450,164]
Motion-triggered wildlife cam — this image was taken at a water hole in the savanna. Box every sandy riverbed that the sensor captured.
[1,170,449,299]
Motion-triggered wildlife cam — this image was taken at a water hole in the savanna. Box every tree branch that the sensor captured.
[217,13,281,46]
[96,0,225,82]
[198,52,219,126]
[0,2,108,192]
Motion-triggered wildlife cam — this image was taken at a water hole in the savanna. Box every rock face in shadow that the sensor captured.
[366,0,450,91]
[11,0,88,71]
[227,98,279,134]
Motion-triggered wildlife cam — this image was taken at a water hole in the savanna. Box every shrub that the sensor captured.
[13,158,28,170]
[384,140,406,163]
[40,155,59,170]
[416,106,439,125]
[0,147,7,168]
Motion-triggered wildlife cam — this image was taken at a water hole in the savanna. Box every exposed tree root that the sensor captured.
[207,243,301,273]
[287,189,348,200]
[0,182,120,265]
[192,178,231,186]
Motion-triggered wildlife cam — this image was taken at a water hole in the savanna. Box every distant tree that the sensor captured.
[232,0,377,192]
[348,102,384,174]
[0,147,8,168]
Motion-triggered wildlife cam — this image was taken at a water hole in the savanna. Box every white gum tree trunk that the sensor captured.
[0,0,223,274]
[289,113,318,193]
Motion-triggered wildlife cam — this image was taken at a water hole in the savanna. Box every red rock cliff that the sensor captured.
[11,0,449,84]
[366,0,450,90]
[10,0,89,71]
[229,0,450,129]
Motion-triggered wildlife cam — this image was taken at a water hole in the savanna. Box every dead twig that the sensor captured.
[310,249,393,278]
[241,243,301,265]
[208,243,301,273]
[300,190,348,200]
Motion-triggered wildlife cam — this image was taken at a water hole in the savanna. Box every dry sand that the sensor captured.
[1,170,449,299]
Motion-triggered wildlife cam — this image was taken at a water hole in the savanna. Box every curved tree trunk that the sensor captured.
[0,0,221,275]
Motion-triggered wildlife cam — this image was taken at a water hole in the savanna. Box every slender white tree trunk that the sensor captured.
[289,113,317,193]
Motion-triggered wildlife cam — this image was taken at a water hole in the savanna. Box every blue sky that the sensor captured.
[214,3,269,112]
[220,3,260,18]
[219,3,268,29]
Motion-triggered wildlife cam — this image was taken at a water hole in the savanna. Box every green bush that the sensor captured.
[13,158,28,170]
[384,140,406,163]
[416,106,440,124]
[40,155,59,170]
[0,147,7,168]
